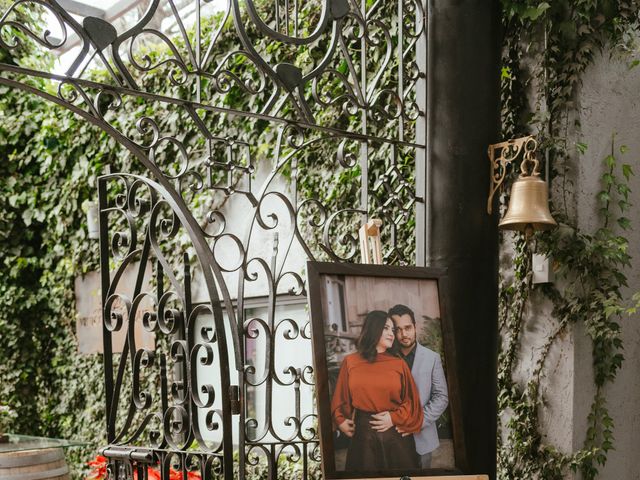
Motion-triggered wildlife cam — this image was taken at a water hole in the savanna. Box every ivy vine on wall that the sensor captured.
[498,1,640,479]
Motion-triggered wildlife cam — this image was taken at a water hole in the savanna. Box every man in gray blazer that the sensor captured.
[389,304,449,469]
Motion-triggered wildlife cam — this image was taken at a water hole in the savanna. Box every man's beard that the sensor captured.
[400,338,416,348]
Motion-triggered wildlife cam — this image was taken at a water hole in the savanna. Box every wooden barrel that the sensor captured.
[0,448,69,480]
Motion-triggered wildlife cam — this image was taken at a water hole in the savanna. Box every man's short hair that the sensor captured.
[389,304,416,325]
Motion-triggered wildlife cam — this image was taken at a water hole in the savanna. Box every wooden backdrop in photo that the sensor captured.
[343,276,439,334]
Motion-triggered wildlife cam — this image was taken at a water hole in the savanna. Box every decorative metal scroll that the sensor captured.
[487,135,537,214]
[0,0,428,478]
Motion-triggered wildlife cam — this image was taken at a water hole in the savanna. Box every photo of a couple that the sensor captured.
[331,305,449,472]
[311,268,457,478]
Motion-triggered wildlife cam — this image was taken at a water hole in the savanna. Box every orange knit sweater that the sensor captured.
[331,351,423,433]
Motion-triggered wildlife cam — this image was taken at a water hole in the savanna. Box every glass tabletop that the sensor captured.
[0,434,88,453]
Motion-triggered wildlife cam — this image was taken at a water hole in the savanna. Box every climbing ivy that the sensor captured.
[498,143,637,479]
[498,1,640,479]
[2,1,640,479]
[0,4,111,475]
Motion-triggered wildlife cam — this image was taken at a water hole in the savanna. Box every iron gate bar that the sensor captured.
[0,63,427,150]
[97,173,237,473]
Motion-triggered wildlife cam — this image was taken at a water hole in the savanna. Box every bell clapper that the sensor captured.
[524,223,534,238]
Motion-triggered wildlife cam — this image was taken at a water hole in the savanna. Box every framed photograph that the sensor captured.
[307,262,466,479]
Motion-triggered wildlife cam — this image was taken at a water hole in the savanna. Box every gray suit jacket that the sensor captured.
[411,343,449,455]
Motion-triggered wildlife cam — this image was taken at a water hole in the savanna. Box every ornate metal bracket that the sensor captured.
[487,135,538,214]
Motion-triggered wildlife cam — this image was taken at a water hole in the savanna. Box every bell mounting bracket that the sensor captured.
[486,135,538,214]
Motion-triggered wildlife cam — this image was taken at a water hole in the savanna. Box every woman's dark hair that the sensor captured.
[356,310,398,362]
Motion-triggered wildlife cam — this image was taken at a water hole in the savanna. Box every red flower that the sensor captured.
[87,455,108,480]
[134,468,161,480]
[87,454,202,480]
[167,468,202,480]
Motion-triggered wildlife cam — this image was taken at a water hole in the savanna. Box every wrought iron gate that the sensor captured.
[0,0,429,477]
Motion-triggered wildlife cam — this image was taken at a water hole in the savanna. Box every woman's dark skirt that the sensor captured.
[345,410,419,472]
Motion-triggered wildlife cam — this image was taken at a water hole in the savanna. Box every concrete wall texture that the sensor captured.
[573,50,640,479]
[505,49,640,479]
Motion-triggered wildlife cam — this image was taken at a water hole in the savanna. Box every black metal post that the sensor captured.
[98,177,115,442]
[427,0,500,477]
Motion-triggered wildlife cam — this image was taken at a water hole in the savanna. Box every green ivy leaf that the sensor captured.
[605,155,615,169]
[597,191,610,203]
[522,2,551,21]
[576,142,588,154]
[617,217,631,230]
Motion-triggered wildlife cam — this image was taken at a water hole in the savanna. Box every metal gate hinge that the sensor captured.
[229,385,241,414]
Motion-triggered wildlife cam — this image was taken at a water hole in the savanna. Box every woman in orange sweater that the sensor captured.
[331,310,423,472]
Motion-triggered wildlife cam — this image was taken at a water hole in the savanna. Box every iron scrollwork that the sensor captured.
[0,0,429,478]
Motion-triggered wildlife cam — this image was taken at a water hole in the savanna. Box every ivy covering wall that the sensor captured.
[498,1,640,479]
[1,1,640,479]
[0,4,110,475]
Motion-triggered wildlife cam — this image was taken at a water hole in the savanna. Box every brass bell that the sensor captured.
[499,173,556,235]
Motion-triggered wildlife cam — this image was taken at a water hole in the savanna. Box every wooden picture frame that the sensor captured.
[307,262,470,479]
